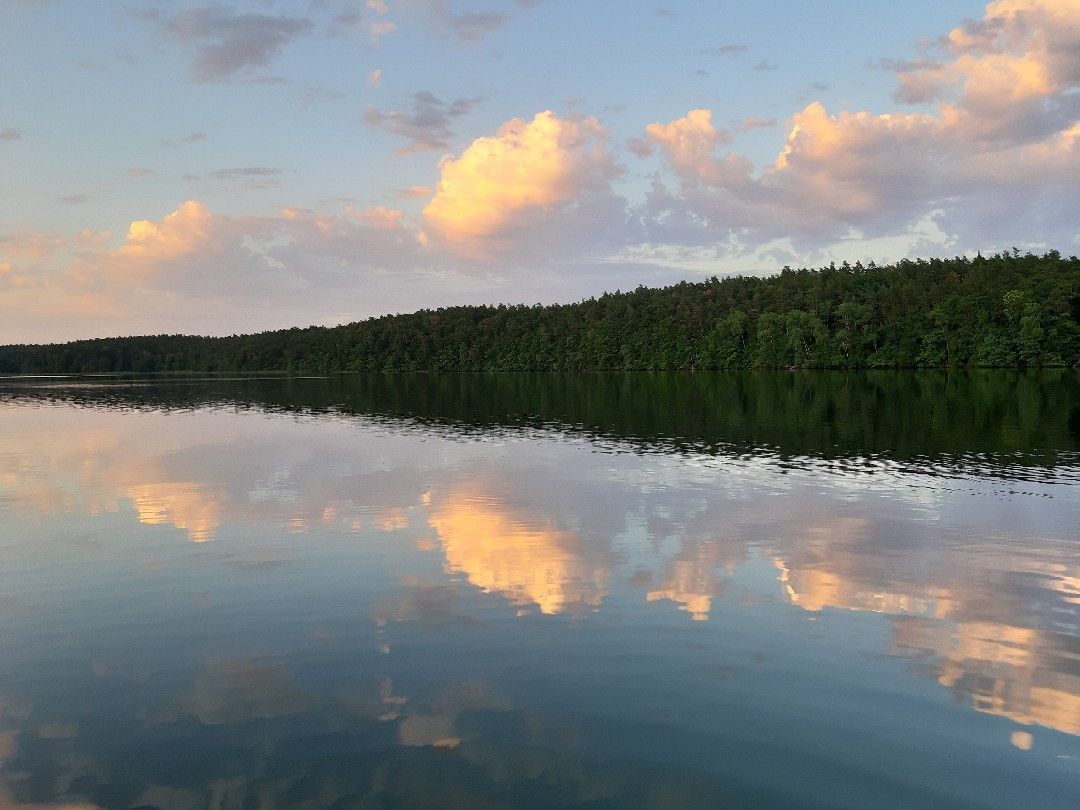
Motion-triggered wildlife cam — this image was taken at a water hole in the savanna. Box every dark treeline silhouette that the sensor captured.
[2,251,1078,373]
[4,370,1078,480]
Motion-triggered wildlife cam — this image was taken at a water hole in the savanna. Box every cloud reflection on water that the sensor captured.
[0,382,1078,807]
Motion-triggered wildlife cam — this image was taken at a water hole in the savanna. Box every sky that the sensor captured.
[1,0,1078,343]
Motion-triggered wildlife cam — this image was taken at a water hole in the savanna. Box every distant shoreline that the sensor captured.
[3,251,1078,373]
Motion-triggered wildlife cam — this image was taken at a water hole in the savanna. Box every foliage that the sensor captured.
[2,251,1078,373]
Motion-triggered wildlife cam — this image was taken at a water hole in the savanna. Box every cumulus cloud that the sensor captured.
[101,200,432,298]
[0,228,74,307]
[98,203,328,277]
[642,109,750,187]
[771,103,944,227]
[114,201,222,269]
[421,110,621,257]
[148,5,314,82]
[7,1,1079,341]
[1,195,546,342]
[892,0,1080,144]
[277,204,421,269]
[634,0,1080,254]
[351,205,405,230]
[0,200,432,341]
[364,91,484,152]
[0,229,65,262]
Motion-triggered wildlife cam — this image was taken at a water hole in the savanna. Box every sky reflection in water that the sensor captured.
[0,373,1078,808]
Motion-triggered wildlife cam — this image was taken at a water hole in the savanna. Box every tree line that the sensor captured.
[2,251,1078,373]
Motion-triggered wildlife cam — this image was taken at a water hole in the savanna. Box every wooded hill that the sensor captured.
[2,251,1078,373]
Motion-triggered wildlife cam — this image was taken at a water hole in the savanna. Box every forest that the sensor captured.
[1,251,1078,373]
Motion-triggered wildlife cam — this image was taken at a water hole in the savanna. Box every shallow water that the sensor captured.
[1,372,1078,808]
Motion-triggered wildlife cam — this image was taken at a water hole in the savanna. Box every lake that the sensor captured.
[1,371,1078,808]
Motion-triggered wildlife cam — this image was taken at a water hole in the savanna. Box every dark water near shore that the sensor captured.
[1,371,1078,808]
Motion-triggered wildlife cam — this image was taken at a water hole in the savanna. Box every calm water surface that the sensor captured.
[1,372,1078,808]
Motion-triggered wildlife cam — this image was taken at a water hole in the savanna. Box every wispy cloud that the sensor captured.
[444,11,507,41]
[364,91,484,152]
[210,167,282,180]
[393,185,434,199]
[736,116,776,130]
[0,127,22,143]
[141,5,314,82]
[369,19,397,43]
[414,0,518,42]
[701,44,747,57]
[211,167,284,188]
[162,132,207,148]
[327,4,365,38]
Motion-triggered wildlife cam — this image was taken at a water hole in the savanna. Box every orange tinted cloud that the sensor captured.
[634,0,1078,248]
[898,0,1079,140]
[770,102,940,220]
[428,492,608,614]
[0,228,65,260]
[350,205,404,230]
[646,539,733,621]
[643,109,750,187]
[127,482,222,542]
[394,185,433,199]
[117,200,217,264]
[422,110,615,256]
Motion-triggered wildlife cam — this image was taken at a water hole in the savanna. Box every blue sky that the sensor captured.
[1,0,1077,341]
